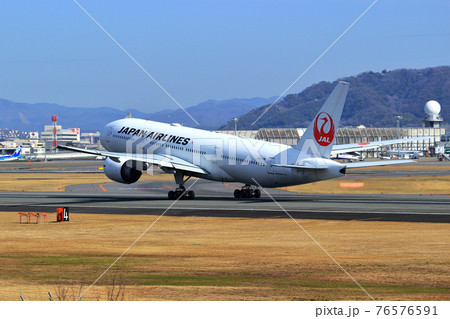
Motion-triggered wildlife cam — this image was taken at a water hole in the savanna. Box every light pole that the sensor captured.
[232,117,239,136]
[395,115,403,139]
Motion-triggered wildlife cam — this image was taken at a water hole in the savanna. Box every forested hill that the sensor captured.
[220,66,450,130]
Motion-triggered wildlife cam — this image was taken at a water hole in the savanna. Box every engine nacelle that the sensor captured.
[103,157,142,184]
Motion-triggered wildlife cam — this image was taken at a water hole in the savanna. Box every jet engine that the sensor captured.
[103,157,143,184]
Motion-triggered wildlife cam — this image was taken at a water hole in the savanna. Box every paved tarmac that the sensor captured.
[0,159,448,223]
[0,178,448,223]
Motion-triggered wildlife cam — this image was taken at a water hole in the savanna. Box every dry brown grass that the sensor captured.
[285,175,450,195]
[0,212,448,301]
[350,165,450,171]
[0,173,173,192]
[1,169,449,195]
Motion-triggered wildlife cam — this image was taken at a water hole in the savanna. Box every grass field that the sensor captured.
[0,172,172,192]
[0,170,449,195]
[285,175,450,195]
[350,165,450,171]
[0,212,448,301]
[0,163,448,300]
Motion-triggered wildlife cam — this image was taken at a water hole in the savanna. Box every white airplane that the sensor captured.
[383,146,424,159]
[0,146,22,161]
[59,81,422,199]
[331,152,362,162]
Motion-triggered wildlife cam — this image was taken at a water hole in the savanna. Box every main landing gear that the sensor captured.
[168,187,195,200]
[168,171,195,200]
[233,184,261,199]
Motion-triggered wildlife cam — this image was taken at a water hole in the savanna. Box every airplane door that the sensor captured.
[100,126,113,149]
[267,157,288,175]
[267,158,274,174]
[203,145,221,163]
[104,127,112,144]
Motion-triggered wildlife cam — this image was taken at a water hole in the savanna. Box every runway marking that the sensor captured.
[224,183,240,190]
[98,184,107,192]
[339,182,365,188]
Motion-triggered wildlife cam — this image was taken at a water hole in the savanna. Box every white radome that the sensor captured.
[424,100,441,115]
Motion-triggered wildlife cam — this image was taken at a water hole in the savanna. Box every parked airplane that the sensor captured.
[59,82,421,199]
[0,146,22,161]
[331,152,362,162]
[383,146,424,159]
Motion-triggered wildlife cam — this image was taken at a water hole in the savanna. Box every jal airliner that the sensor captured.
[60,82,424,199]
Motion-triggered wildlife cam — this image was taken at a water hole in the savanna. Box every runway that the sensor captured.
[0,159,448,222]
[0,178,449,223]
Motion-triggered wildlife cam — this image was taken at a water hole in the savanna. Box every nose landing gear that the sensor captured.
[233,184,261,199]
[167,171,195,200]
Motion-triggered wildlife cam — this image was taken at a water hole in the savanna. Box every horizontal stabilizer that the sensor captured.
[345,160,414,169]
[271,163,329,170]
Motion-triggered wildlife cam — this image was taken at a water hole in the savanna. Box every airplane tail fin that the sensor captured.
[294,81,349,158]
[13,146,22,157]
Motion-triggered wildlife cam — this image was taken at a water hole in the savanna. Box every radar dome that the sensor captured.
[424,100,441,115]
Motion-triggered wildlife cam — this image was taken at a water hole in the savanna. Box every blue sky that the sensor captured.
[0,0,449,112]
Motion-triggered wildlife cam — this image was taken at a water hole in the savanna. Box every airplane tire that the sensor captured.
[254,189,261,198]
[176,190,184,199]
[168,191,175,200]
[234,189,241,198]
[188,190,195,200]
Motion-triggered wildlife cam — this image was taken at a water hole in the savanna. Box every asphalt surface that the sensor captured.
[0,159,449,223]
[0,179,448,223]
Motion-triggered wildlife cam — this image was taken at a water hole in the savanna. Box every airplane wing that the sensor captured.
[331,137,431,155]
[345,159,414,168]
[57,145,208,175]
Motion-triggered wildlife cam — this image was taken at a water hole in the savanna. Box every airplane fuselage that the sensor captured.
[58,82,419,199]
[100,118,345,188]
[0,146,22,161]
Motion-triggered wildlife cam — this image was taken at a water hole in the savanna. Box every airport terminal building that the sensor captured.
[218,101,449,158]
[219,126,447,158]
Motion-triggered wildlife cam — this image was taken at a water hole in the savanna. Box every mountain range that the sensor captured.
[0,96,275,132]
[221,66,450,129]
[2,66,448,133]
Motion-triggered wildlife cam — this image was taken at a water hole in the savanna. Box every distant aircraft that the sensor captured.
[27,152,103,161]
[382,146,424,159]
[0,146,22,161]
[331,152,362,162]
[60,82,425,199]
[330,138,428,157]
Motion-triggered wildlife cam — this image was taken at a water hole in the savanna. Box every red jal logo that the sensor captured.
[313,112,335,146]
